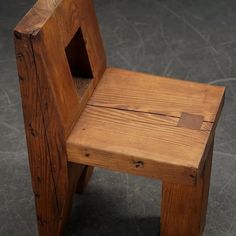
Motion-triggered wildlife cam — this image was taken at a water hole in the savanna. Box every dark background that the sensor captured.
[0,0,236,235]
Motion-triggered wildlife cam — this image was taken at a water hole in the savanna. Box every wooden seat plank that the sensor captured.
[67,105,213,184]
[67,72,225,184]
[67,68,224,185]
[88,68,225,122]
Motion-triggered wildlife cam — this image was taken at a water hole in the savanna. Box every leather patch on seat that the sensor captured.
[177,112,203,130]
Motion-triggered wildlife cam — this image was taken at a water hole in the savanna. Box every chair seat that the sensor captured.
[67,68,225,185]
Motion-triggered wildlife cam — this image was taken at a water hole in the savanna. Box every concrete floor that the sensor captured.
[0,0,236,235]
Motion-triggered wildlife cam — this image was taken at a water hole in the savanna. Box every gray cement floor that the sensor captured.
[1,0,236,235]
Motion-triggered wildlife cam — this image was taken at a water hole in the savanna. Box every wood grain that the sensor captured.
[67,105,212,184]
[88,68,225,122]
[67,68,224,185]
[160,137,214,236]
[16,0,106,137]
[14,28,81,235]
[14,0,105,235]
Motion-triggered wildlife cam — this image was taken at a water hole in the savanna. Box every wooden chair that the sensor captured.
[14,0,225,235]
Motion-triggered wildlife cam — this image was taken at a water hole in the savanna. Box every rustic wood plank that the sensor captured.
[14,0,102,234]
[14,29,75,235]
[67,66,224,184]
[160,138,214,236]
[58,163,86,233]
[32,16,80,136]
[88,68,225,122]
[67,105,213,184]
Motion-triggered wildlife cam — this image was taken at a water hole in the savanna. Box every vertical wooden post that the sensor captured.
[14,31,87,236]
[14,0,106,234]
[76,166,94,194]
[160,138,214,236]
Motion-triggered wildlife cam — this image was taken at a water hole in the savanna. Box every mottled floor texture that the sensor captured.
[0,0,236,235]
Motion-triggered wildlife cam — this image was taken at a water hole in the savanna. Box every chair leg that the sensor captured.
[160,139,213,236]
[30,162,86,236]
[57,165,93,234]
[39,163,92,235]
[58,163,86,234]
[76,166,94,194]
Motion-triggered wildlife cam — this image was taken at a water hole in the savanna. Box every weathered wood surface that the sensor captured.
[160,137,214,236]
[15,28,78,236]
[67,106,209,184]
[67,68,225,185]
[88,68,225,122]
[14,0,105,235]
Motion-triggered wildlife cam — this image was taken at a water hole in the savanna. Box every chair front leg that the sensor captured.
[160,139,214,236]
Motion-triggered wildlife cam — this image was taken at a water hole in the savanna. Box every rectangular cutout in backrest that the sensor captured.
[65,28,93,98]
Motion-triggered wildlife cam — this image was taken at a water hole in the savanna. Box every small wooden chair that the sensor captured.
[14,0,225,235]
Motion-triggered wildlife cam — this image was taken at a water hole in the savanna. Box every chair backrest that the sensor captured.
[14,0,106,234]
[15,0,106,136]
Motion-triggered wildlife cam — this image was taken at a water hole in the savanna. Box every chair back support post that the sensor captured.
[14,0,106,234]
